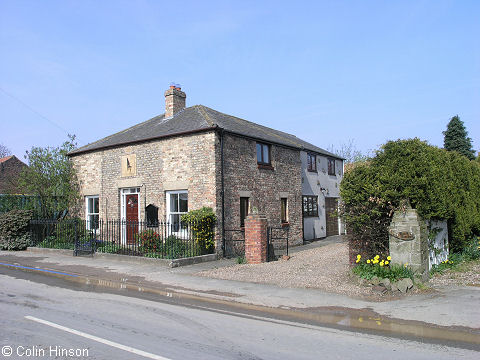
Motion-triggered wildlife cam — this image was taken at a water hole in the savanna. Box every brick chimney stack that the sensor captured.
[164,83,186,118]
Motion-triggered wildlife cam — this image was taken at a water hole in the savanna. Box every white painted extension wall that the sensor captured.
[300,151,344,240]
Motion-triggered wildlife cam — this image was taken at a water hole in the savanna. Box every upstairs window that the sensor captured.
[240,197,249,227]
[256,142,271,165]
[307,153,317,172]
[328,158,336,175]
[302,195,318,217]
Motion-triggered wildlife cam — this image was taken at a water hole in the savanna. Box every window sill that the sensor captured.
[281,222,290,228]
[257,164,274,170]
[307,169,318,173]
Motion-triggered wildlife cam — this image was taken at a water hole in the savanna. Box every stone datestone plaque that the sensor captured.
[121,154,136,177]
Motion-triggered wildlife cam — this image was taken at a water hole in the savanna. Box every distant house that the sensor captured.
[69,85,344,251]
[0,155,27,194]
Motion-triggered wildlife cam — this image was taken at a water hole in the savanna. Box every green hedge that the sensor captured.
[0,195,41,216]
[341,138,480,254]
[0,209,34,250]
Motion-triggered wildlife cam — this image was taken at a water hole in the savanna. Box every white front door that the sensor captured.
[166,190,188,236]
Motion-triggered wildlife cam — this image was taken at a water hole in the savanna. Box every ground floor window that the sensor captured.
[302,195,318,217]
[166,190,188,233]
[85,196,99,230]
[240,197,249,227]
[281,198,288,223]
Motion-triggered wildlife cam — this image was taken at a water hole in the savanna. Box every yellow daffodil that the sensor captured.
[385,261,389,265]
[387,256,391,261]
[367,259,371,264]
[374,255,380,260]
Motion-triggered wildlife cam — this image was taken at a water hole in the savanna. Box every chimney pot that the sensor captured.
[164,84,186,118]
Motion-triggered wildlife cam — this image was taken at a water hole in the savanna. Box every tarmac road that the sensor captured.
[0,267,479,360]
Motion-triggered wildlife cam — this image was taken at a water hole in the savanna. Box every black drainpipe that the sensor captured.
[220,128,226,253]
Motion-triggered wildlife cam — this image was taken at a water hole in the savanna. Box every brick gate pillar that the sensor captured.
[244,214,268,264]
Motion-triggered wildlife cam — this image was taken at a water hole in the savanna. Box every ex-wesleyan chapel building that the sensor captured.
[69,85,344,250]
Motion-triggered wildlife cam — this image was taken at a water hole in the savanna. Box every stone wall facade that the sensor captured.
[71,130,218,227]
[71,130,304,251]
[222,133,303,246]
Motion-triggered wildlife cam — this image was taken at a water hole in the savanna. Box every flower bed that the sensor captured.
[353,254,415,293]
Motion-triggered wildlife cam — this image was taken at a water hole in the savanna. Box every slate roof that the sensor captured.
[70,105,342,159]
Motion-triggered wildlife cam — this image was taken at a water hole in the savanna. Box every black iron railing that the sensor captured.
[223,228,245,258]
[30,219,214,259]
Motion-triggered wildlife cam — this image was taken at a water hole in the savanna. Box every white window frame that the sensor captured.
[166,190,188,236]
[85,196,99,230]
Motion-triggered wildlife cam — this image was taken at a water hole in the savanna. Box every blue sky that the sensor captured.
[1,0,479,160]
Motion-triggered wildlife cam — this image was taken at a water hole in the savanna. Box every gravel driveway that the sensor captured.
[197,237,480,300]
[197,238,376,298]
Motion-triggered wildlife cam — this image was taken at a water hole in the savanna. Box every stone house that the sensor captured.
[0,155,27,194]
[69,85,343,250]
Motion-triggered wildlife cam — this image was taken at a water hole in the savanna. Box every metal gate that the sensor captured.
[223,229,245,258]
[267,226,289,261]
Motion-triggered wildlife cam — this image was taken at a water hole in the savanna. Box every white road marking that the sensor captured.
[25,316,171,360]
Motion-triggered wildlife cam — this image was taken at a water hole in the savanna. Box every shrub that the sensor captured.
[341,139,480,256]
[137,229,161,253]
[181,207,216,253]
[96,241,120,254]
[163,235,201,259]
[0,209,34,250]
[430,236,480,275]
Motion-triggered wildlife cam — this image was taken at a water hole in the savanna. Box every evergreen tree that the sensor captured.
[443,115,475,160]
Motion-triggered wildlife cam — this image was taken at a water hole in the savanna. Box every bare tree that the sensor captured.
[328,139,369,164]
[0,143,12,158]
